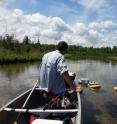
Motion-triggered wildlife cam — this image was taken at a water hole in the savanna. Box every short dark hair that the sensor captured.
[57,41,68,52]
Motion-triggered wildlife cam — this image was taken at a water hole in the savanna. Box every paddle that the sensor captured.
[13,79,39,124]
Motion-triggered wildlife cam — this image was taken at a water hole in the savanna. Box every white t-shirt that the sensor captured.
[39,50,68,95]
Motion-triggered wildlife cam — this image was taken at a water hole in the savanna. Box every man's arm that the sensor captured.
[62,71,76,90]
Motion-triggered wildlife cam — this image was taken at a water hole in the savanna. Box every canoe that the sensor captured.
[0,88,81,124]
[88,82,101,91]
[88,81,100,85]
[89,84,101,88]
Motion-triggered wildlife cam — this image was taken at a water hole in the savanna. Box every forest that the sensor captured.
[0,34,117,63]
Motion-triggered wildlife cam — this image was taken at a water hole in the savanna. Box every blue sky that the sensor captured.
[0,0,117,47]
[8,0,116,23]
[7,0,83,24]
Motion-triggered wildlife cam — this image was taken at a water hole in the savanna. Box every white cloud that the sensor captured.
[87,30,104,45]
[70,0,108,11]
[78,0,105,10]
[88,30,103,40]
[0,0,15,6]
[70,0,117,21]
[61,32,92,46]
[89,21,117,30]
[100,30,117,47]
[51,17,71,32]
[0,6,116,47]
[72,22,88,34]
[0,0,9,6]
[13,9,24,17]
[25,13,50,24]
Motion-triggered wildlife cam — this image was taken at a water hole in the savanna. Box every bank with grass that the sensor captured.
[0,35,117,64]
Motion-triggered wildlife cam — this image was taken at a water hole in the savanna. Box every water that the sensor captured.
[0,62,40,107]
[67,60,117,124]
[0,60,117,124]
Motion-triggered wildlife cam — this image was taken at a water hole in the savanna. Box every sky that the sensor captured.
[0,0,117,47]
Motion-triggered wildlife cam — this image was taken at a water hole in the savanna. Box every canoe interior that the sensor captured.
[0,89,79,124]
[0,90,30,124]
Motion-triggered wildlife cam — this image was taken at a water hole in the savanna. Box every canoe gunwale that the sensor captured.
[0,89,31,112]
[0,88,82,124]
[74,93,81,124]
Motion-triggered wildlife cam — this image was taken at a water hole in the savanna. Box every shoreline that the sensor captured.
[0,55,117,64]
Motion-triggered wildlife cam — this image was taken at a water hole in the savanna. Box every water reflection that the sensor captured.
[0,62,40,79]
[0,60,117,124]
[105,101,117,118]
[81,93,102,124]
[0,62,40,107]
[67,60,117,124]
[67,60,117,85]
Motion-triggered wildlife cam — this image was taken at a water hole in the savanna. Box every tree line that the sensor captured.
[0,34,117,63]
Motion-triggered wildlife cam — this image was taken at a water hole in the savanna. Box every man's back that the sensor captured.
[39,50,68,95]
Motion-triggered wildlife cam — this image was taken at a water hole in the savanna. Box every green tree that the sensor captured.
[23,35,31,44]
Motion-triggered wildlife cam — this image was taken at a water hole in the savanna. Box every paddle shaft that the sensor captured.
[14,80,38,123]
[23,81,38,108]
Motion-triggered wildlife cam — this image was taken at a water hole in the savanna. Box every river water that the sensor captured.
[0,60,117,124]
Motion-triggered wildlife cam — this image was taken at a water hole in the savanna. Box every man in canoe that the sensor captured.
[39,41,76,95]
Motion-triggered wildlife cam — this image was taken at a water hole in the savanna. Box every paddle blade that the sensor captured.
[33,80,39,84]
[76,85,83,93]
[113,86,117,92]
[13,121,18,124]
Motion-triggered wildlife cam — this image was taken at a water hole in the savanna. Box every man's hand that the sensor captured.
[62,71,76,90]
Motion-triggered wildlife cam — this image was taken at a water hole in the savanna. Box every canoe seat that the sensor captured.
[32,119,63,124]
